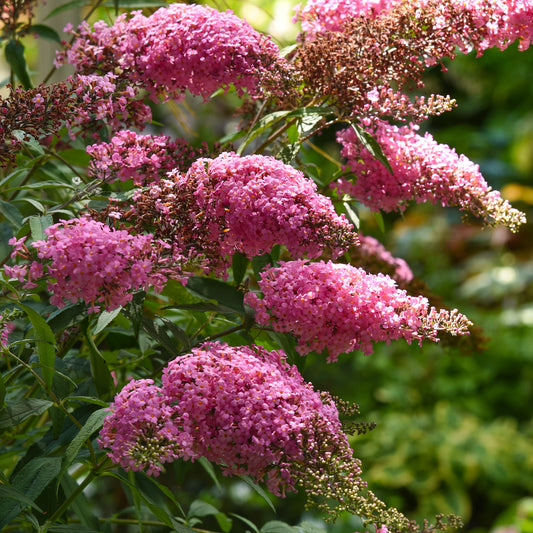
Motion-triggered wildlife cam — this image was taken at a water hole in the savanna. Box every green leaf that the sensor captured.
[0,483,44,514]
[29,24,61,43]
[45,0,90,19]
[47,526,100,533]
[0,398,53,429]
[238,475,276,513]
[18,303,56,390]
[342,198,360,230]
[198,456,221,492]
[237,110,292,155]
[166,302,237,315]
[186,277,244,314]
[350,123,393,175]
[373,211,386,233]
[230,513,261,533]
[232,252,249,286]
[57,149,92,167]
[287,123,299,144]
[0,457,61,529]
[4,40,32,89]
[0,200,24,230]
[124,291,145,338]
[92,308,121,336]
[297,521,327,533]
[261,521,298,533]
[188,499,220,519]
[216,512,233,533]
[60,408,107,482]
[252,253,274,278]
[83,322,114,400]
[278,143,300,164]
[60,473,100,530]
[47,302,87,333]
[29,214,54,241]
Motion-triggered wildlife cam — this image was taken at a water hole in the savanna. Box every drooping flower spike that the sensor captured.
[245,260,472,362]
[336,120,526,232]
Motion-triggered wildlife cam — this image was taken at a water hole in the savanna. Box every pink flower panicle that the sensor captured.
[353,234,414,285]
[87,130,220,185]
[100,342,358,495]
[129,153,358,275]
[244,260,472,362]
[99,342,425,530]
[294,0,397,37]
[336,120,526,232]
[64,3,294,102]
[25,217,166,313]
[295,0,533,54]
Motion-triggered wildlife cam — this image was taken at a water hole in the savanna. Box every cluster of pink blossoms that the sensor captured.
[295,0,533,53]
[129,153,358,274]
[245,260,472,362]
[64,3,291,102]
[355,234,414,285]
[87,131,218,185]
[99,342,355,495]
[336,120,526,232]
[10,217,167,313]
[294,0,397,37]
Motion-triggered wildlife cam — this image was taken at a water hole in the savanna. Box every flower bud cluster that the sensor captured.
[63,3,295,102]
[129,153,358,275]
[8,217,166,313]
[336,120,526,232]
[245,260,472,362]
[87,130,220,185]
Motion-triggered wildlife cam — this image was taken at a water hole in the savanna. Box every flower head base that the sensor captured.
[336,120,526,232]
[27,217,165,312]
[130,153,358,275]
[64,3,295,102]
[245,260,472,362]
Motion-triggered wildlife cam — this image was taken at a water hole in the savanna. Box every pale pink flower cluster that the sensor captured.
[295,0,533,53]
[67,74,151,137]
[356,234,414,284]
[336,120,526,231]
[99,342,353,496]
[245,260,472,362]
[454,0,533,53]
[294,0,396,37]
[86,130,216,185]
[65,3,287,101]
[132,153,357,274]
[23,217,165,313]
[0,315,15,348]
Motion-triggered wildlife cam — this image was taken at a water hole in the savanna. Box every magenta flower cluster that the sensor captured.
[130,153,358,275]
[23,217,164,313]
[245,260,471,362]
[336,120,526,231]
[177,153,358,259]
[99,342,350,496]
[65,3,286,101]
